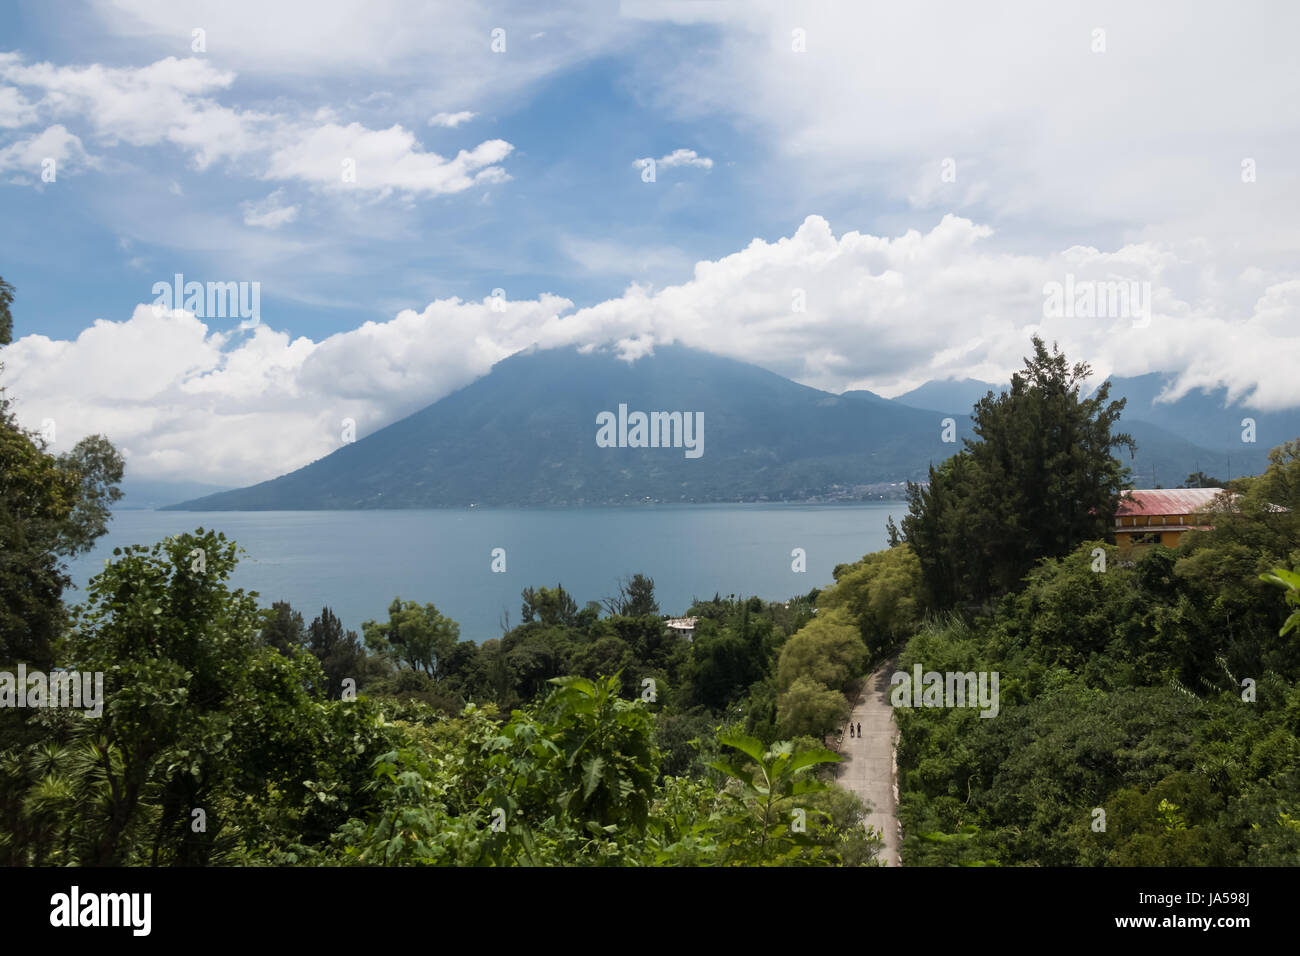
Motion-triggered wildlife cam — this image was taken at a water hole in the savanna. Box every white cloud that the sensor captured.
[429,110,476,128]
[0,56,256,170]
[2,294,571,485]
[265,123,512,195]
[6,215,1298,486]
[635,148,713,172]
[0,125,91,176]
[658,148,712,169]
[633,1,1300,271]
[0,55,513,197]
[0,84,38,128]
[87,0,640,111]
[241,189,300,229]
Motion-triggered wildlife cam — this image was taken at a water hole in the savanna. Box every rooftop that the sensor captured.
[1116,488,1231,517]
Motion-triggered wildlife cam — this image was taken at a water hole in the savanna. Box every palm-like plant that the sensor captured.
[709,732,841,863]
[1260,567,1300,634]
[543,673,657,834]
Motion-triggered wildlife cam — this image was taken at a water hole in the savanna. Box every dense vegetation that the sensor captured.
[2,278,896,864]
[892,340,1300,865]
[0,531,886,864]
[3,275,1298,867]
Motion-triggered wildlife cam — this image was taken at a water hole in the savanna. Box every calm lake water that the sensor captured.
[66,504,902,642]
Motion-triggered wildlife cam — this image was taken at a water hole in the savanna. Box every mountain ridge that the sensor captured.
[164,346,1289,510]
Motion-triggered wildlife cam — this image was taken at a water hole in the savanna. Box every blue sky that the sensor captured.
[2,2,890,344]
[2,1,1299,486]
[1,16,770,340]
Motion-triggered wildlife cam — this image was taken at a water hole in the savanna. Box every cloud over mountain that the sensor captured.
[4,214,1297,485]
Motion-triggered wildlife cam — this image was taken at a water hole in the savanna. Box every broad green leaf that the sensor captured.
[717,732,765,764]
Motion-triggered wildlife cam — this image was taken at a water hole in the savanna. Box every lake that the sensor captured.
[66,503,903,642]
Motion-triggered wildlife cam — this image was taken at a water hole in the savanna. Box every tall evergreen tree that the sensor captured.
[903,337,1134,609]
[260,600,306,655]
[307,606,368,699]
[604,573,659,617]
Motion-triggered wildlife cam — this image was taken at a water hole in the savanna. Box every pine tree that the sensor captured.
[903,337,1134,609]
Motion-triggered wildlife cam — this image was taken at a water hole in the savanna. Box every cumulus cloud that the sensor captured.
[0,55,512,196]
[5,215,1298,486]
[0,56,256,170]
[0,124,92,176]
[429,111,476,128]
[1,294,571,485]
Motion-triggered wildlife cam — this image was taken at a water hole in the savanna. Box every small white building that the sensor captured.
[666,617,699,641]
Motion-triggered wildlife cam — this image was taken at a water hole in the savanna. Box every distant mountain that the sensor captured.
[1099,373,1297,462]
[168,345,958,509]
[165,345,1284,510]
[896,372,1295,481]
[894,378,1005,415]
[1116,419,1259,487]
[116,478,231,510]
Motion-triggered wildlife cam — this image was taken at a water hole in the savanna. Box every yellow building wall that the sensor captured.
[1115,527,1187,553]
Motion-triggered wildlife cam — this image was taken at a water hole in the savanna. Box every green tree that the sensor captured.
[0,278,124,665]
[52,435,124,555]
[777,675,850,738]
[823,545,923,659]
[603,573,659,617]
[885,515,902,547]
[260,600,306,655]
[0,427,75,665]
[501,625,574,700]
[687,627,758,710]
[903,337,1133,609]
[776,608,866,695]
[0,404,123,666]
[571,635,638,690]
[520,584,579,627]
[307,606,370,699]
[362,598,460,680]
[57,529,340,864]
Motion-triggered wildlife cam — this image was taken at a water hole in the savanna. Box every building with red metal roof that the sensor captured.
[1114,488,1231,554]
